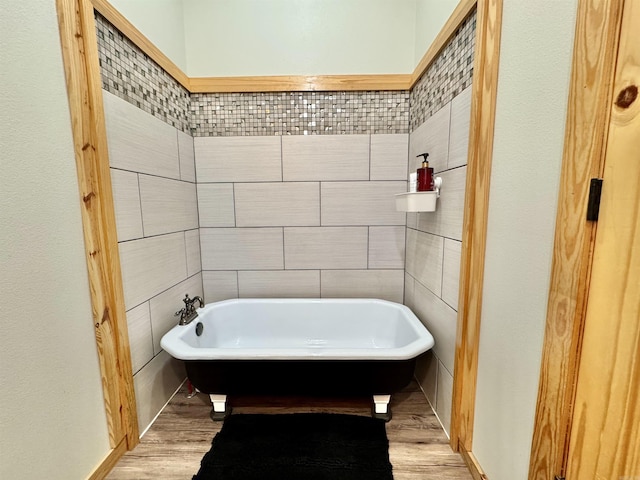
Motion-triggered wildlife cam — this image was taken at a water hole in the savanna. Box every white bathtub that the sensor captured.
[161,298,434,361]
[160,298,435,420]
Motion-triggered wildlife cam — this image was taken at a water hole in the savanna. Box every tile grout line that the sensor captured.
[282,227,286,271]
[232,183,237,227]
[319,181,322,227]
[136,172,146,238]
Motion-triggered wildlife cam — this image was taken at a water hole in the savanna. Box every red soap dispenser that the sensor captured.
[416,153,434,191]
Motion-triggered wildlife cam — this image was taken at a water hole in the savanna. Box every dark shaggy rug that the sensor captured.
[192,413,393,480]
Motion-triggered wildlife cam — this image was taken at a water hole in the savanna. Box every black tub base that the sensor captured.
[186,359,416,422]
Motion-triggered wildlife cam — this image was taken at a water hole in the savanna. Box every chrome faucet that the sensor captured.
[175,294,204,325]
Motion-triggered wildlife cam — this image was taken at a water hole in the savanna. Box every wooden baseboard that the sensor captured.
[460,449,489,480]
[87,437,127,480]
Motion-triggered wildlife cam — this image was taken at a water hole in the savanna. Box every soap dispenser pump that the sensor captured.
[416,153,434,191]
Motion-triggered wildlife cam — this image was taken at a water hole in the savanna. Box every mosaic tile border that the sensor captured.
[95,13,191,133]
[190,91,410,136]
[410,9,476,131]
[95,7,475,137]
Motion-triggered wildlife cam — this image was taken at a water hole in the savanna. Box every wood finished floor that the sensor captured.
[107,380,473,479]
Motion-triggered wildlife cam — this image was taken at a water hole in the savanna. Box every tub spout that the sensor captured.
[192,296,204,308]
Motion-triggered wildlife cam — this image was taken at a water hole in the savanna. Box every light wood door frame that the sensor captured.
[566,2,640,475]
[450,3,631,479]
[528,1,625,479]
[55,0,501,476]
[56,0,139,457]
[450,0,503,460]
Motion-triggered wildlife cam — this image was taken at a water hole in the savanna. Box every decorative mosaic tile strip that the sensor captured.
[95,5,472,137]
[190,91,410,136]
[95,13,190,133]
[410,8,476,131]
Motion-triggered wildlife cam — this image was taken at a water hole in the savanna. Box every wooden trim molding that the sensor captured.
[189,74,412,93]
[56,0,139,452]
[410,0,477,88]
[450,0,503,452]
[527,1,624,479]
[565,3,640,474]
[90,0,413,92]
[89,0,474,93]
[90,0,191,90]
[460,449,489,480]
[87,438,128,480]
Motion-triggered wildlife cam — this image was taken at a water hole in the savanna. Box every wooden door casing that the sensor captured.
[565,0,640,477]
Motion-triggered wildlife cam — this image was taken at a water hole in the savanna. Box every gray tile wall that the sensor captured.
[104,91,201,433]
[405,19,476,434]
[407,85,472,436]
[197,134,409,304]
[97,4,476,435]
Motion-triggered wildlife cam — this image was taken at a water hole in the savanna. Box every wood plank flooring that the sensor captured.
[107,380,473,479]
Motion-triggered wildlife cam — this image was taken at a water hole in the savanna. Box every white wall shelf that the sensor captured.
[395,191,438,212]
[395,177,442,212]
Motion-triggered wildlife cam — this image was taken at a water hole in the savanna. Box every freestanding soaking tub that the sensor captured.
[161,298,434,420]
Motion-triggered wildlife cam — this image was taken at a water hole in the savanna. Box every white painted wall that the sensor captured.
[183,0,416,76]
[109,0,188,71]
[414,0,459,66]
[0,2,111,479]
[472,1,578,479]
[109,0,461,76]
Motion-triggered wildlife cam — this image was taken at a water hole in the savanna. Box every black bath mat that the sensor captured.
[192,413,393,480]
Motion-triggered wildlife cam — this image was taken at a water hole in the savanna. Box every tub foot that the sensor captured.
[209,394,232,421]
[186,379,199,399]
[372,394,392,422]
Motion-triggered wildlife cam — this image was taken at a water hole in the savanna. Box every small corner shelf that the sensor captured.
[395,177,442,212]
[395,191,438,212]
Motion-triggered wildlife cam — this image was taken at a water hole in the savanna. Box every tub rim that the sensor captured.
[160,297,435,361]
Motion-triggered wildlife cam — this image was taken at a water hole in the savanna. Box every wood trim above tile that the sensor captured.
[90,0,191,90]
[189,74,413,93]
[91,0,474,93]
[410,0,477,89]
